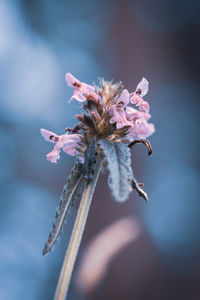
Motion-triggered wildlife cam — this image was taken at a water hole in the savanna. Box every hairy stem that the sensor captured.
[54,158,102,300]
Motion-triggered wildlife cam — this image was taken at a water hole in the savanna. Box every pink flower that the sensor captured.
[40,128,81,163]
[66,73,95,102]
[116,88,130,107]
[126,106,151,121]
[130,78,150,113]
[126,106,155,141]
[135,77,149,97]
[108,89,132,129]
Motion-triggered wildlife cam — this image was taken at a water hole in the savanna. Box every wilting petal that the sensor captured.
[135,77,149,97]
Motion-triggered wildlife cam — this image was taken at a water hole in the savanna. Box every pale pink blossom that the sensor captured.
[130,78,150,113]
[126,106,151,121]
[116,88,130,107]
[126,106,155,140]
[66,73,95,102]
[131,120,155,140]
[108,89,132,129]
[135,77,149,97]
[40,128,59,143]
[40,128,81,163]
[139,100,150,113]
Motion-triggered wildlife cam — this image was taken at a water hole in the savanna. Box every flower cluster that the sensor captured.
[41,73,155,164]
[41,73,155,255]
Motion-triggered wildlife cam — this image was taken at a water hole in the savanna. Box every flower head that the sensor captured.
[41,72,156,256]
[41,72,155,200]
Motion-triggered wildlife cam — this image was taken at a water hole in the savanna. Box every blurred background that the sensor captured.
[0,0,200,299]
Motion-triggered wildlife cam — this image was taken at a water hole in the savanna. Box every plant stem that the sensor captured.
[54,158,101,300]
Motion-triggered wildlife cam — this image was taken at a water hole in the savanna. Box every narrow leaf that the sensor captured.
[98,140,133,202]
[43,161,84,255]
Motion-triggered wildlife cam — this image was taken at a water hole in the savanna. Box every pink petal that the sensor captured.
[81,82,95,93]
[139,100,150,113]
[46,150,60,163]
[108,90,132,129]
[129,93,143,105]
[69,90,86,103]
[66,72,95,103]
[41,129,81,163]
[136,122,155,138]
[62,142,78,156]
[126,106,140,116]
[65,73,81,88]
[110,107,132,129]
[126,106,151,120]
[135,77,149,97]
[126,104,155,141]
[128,120,155,141]
[40,128,59,143]
[60,133,81,156]
[116,89,130,107]
[57,133,80,148]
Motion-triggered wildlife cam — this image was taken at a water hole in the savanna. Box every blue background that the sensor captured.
[0,0,200,299]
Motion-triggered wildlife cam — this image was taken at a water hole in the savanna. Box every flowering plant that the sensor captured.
[41,73,155,300]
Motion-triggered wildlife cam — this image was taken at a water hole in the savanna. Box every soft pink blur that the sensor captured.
[75,217,140,294]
